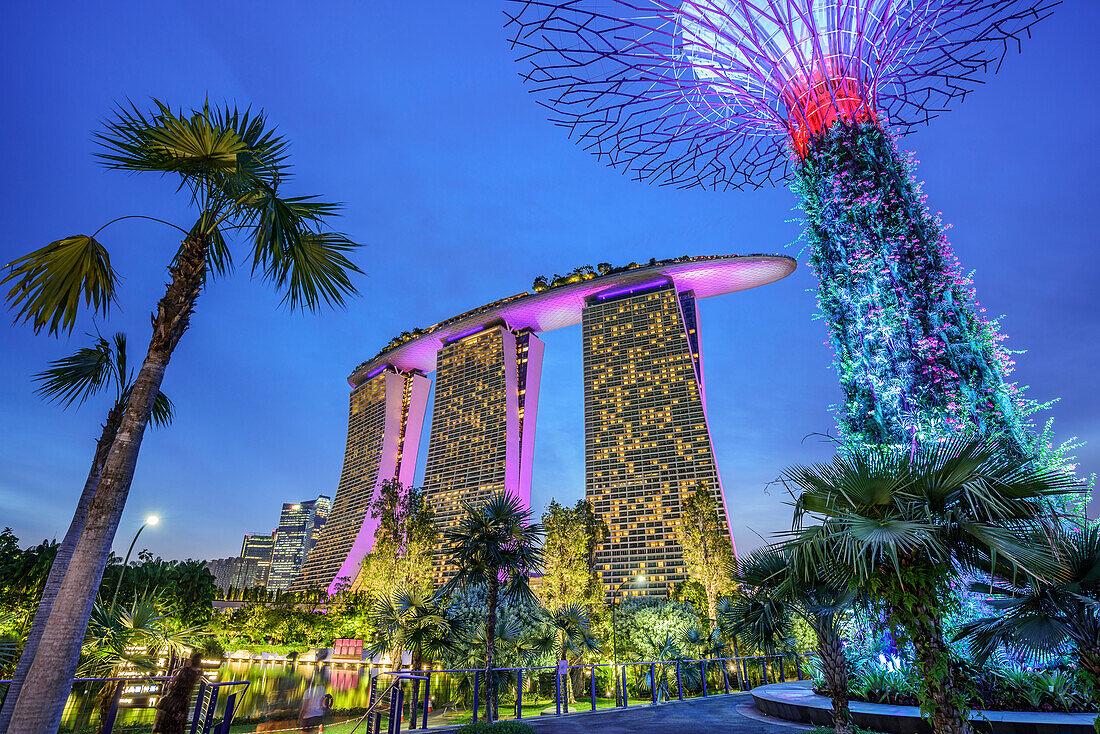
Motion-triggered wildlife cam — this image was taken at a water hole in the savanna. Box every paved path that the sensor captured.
[509,694,810,734]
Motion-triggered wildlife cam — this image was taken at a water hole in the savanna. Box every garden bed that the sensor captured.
[752,681,1096,734]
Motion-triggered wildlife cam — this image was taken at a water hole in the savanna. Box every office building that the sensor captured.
[240,532,275,587]
[268,495,331,591]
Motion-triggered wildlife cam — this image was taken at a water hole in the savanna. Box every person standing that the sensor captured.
[152,651,204,734]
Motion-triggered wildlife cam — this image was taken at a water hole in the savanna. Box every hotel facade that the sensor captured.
[294,255,794,596]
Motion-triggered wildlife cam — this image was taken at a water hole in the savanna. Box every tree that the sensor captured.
[785,438,1078,734]
[354,480,436,598]
[677,486,736,627]
[721,545,856,734]
[545,603,599,705]
[1,100,361,733]
[0,335,172,731]
[539,499,606,614]
[956,522,1100,696]
[441,492,543,723]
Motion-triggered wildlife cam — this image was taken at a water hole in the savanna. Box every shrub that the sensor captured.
[455,722,535,734]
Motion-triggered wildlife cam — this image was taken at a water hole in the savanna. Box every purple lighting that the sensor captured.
[348,255,794,383]
[594,278,670,301]
[445,325,486,343]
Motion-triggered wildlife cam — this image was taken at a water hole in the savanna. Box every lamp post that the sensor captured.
[109,515,159,614]
[611,574,644,707]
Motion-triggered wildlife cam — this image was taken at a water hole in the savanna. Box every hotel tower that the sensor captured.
[291,255,793,597]
[583,282,732,600]
[291,367,429,594]
[421,324,543,586]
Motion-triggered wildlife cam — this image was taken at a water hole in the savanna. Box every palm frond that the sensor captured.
[95,100,245,175]
[3,235,117,336]
[33,336,114,407]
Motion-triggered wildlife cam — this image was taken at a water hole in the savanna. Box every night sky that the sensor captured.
[1,1,1097,562]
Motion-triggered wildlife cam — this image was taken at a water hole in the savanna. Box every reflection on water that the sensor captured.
[219,660,379,721]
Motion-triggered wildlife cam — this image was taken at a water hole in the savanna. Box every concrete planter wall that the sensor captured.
[752,681,1096,734]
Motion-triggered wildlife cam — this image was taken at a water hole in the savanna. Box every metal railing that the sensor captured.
[399,652,812,729]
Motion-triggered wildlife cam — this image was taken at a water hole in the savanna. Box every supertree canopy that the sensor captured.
[507,0,1055,457]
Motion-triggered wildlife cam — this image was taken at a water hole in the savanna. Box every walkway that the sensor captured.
[501,694,809,734]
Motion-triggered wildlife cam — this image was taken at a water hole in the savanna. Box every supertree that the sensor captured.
[505,0,1056,457]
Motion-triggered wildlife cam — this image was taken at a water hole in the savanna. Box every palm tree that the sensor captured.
[1,100,360,733]
[80,591,203,734]
[441,492,544,722]
[369,587,463,729]
[545,603,599,706]
[720,545,856,734]
[956,522,1100,695]
[784,437,1078,734]
[0,334,171,732]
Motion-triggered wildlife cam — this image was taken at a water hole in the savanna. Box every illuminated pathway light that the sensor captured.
[506,0,1055,457]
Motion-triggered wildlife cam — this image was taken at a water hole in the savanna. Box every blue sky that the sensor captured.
[1,1,1097,561]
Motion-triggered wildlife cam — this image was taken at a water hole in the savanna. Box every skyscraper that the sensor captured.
[582,281,732,600]
[268,495,331,591]
[240,532,275,587]
[422,324,543,586]
[291,368,429,594]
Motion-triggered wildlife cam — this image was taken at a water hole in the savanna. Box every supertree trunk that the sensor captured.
[794,121,1031,456]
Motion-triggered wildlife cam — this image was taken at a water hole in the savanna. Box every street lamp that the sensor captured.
[611,574,644,707]
[109,515,159,614]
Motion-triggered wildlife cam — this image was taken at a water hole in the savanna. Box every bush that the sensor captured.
[455,722,535,734]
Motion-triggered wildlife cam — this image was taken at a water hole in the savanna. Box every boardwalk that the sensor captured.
[499,694,807,734]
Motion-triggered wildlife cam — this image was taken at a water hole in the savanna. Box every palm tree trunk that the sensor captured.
[815,627,852,734]
[0,405,122,733]
[485,578,498,723]
[903,601,971,734]
[7,237,207,734]
[706,587,718,632]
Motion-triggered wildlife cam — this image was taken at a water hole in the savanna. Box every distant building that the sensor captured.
[240,532,275,587]
[268,496,331,590]
[206,556,254,592]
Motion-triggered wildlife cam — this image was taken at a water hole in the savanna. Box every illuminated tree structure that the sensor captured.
[507,0,1054,455]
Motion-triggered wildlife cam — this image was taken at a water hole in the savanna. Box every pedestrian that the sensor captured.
[299,668,329,733]
[152,651,204,734]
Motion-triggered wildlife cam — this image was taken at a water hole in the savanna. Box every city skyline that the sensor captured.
[1,2,1097,564]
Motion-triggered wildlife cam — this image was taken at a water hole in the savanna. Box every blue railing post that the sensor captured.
[590,665,597,712]
[796,655,803,681]
[200,686,219,734]
[676,661,683,701]
[762,657,768,685]
[701,661,707,697]
[216,692,237,734]
[779,656,785,682]
[621,666,628,707]
[472,671,480,724]
[517,669,524,719]
[723,658,730,694]
[101,681,124,734]
[555,667,562,716]
[649,663,657,704]
[422,671,432,729]
[190,679,207,734]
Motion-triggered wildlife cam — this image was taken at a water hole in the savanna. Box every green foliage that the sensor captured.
[353,480,437,599]
[785,437,1079,724]
[456,720,535,734]
[539,499,607,615]
[368,587,463,669]
[609,597,697,661]
[101,556,216,626]
[1,234,117,336]
[677,486,736,622]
